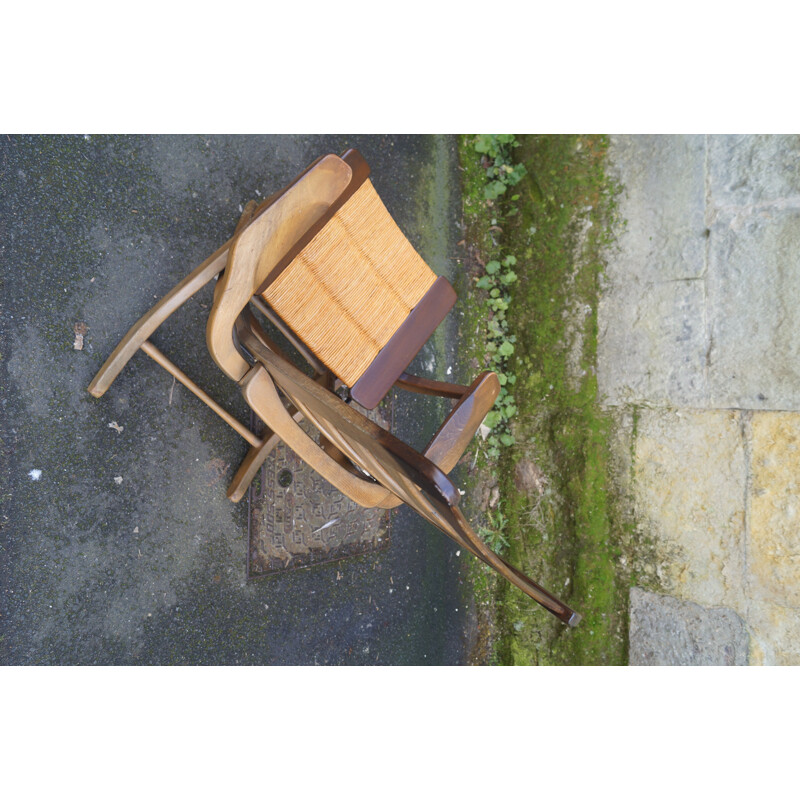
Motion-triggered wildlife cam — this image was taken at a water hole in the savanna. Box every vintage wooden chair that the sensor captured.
[88,148,580,626]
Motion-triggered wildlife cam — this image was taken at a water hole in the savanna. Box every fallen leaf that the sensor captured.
[73,321,88,350]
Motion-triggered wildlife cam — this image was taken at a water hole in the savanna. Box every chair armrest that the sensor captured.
[422,372,500,474]
[240,364,396,509]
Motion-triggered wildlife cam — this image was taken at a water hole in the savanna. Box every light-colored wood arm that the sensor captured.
[239,364,396,508]
[423,372,500,474]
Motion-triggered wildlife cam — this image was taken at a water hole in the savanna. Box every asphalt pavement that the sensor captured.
[0,134,474,665]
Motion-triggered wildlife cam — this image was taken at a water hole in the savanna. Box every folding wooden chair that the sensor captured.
[234,309,580,625]
[88,148,580,626]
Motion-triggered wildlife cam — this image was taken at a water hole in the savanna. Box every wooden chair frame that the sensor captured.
[89,150,456,496]
[88,150,581,626]
[235,310,580,625]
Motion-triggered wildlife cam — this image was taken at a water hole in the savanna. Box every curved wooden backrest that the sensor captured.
[236,315,580,626]
[206,154,354,381]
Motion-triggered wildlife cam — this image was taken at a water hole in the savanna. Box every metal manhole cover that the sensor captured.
[247,399,392,577]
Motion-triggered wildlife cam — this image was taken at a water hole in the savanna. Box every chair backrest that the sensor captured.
[238,313,459,510]
[206,152,354,381]
[236,314,580,626]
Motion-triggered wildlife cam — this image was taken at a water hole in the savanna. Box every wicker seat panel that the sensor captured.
[262,180,437,386]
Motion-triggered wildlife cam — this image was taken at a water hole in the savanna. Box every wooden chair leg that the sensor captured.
[139,340,260,446]
[88,244,231,397]
[89,200,260,399]
[228,366,364,502]
[227,429,284,502]
[227,379,313,504]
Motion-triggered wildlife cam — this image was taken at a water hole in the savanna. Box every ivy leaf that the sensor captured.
[501,271,517,285]
[484,410,503,429]
[484,181,507,200]
[498,341,515,357]
[475,276,491,290]
[506,163,528,186]
[485,260,501,275]
[500,433,516,447]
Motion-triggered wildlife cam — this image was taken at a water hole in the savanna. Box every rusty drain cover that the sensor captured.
[247,400,392,577]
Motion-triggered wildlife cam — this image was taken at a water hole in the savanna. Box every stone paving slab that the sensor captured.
[627,408,800,665]
[632,409,746,610]
[745,598,800,666]
[707,135,800,209]
[602,134,800,412]
[747,412,800,609]
[604,134,706,284]
[708,208,800,409]
[629,588,749,666]
[598,278,708,406]
[604,135,800,664]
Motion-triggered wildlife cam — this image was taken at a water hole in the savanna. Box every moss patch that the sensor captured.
[457,134,633,665]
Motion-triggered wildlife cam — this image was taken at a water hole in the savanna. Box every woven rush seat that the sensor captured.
[248,149,455,409]
[263,180,437,388]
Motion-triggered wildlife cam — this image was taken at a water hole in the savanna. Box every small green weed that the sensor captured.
[478,506,510,554]
[469,135,527,459]
[474,134,527,202]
